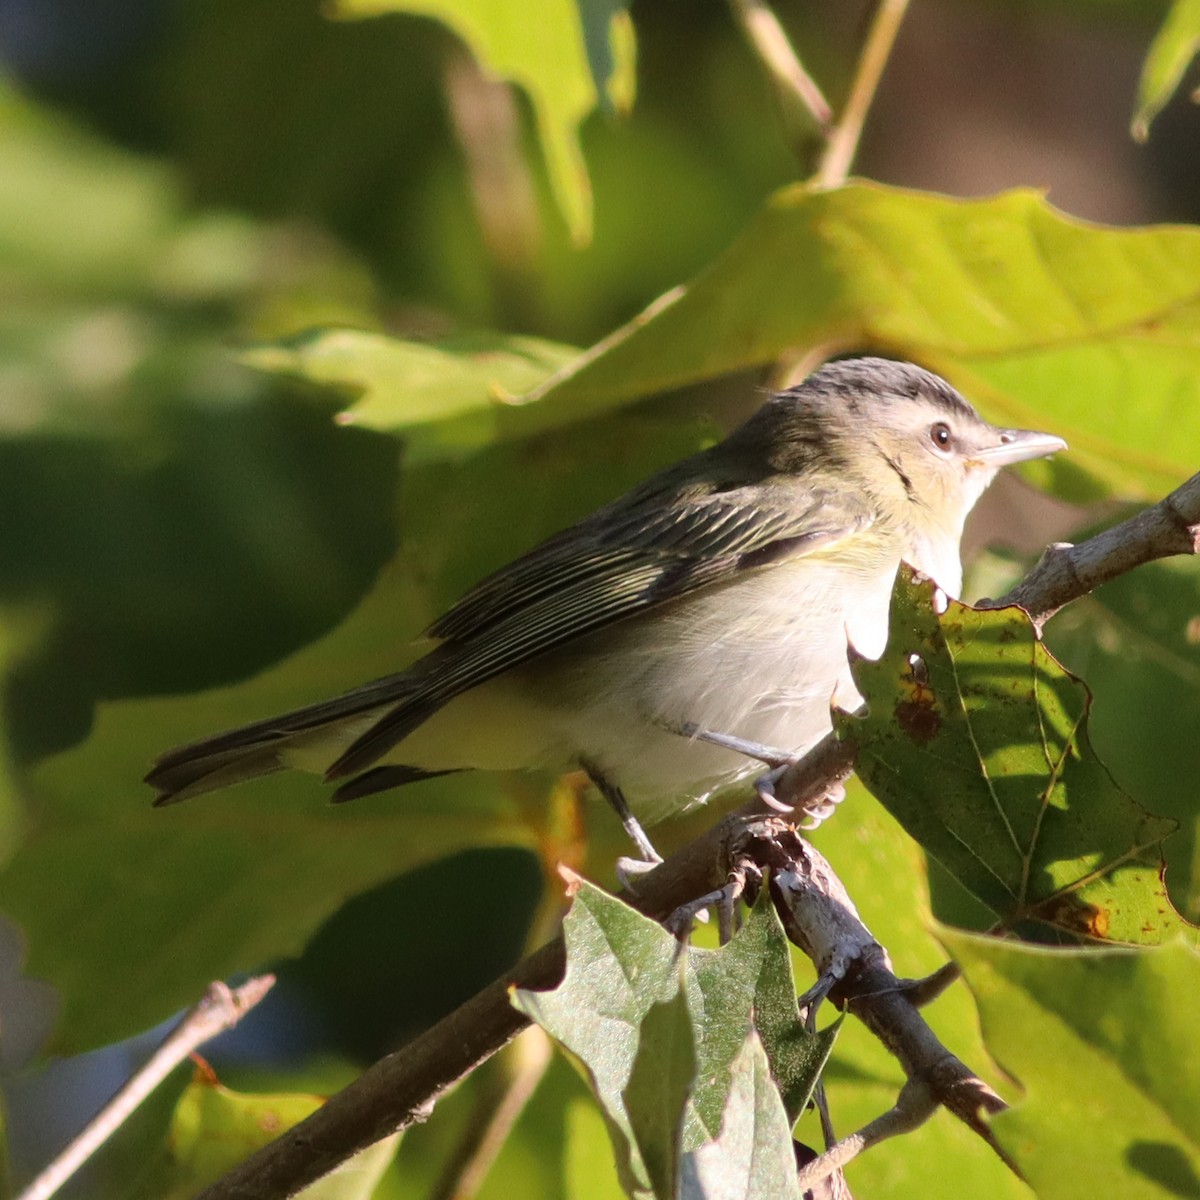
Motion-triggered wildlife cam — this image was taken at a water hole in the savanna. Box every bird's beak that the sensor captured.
[973,428,1068,468]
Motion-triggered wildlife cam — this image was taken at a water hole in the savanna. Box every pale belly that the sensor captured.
[395,555,900,823]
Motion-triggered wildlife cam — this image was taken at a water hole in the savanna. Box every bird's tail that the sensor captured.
[145,670,422,805]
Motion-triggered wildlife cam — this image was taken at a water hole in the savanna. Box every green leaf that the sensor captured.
[839,568,1185,945]
[2,559,531,1052]
[1132,0,1200,141]
[691,888,837,1126]
[512,880,826,1197]
[0,402,713,1055]
[241,327,580,459]
[564,1088,629,1200]
[946,932,1200,1200]
[0,615,33,868]
[512,880,683,1196]
[332,0,637,244]
[528,184,1200,499]
[679,1028,802,1200]
[623,983,695,1199]
[1044,555,1200,922]
[156,1075,399,1199]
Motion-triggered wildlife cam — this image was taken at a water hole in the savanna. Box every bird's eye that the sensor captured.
[930,422,953,450]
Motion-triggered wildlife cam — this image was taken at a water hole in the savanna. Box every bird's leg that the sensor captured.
[580,759,663,874]
[666,719,799,810]
[665,858,756,942]
[668,720,795,770]
[666,720,847,828]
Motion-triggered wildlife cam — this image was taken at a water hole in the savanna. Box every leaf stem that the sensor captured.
[727,0,833,133]
[815,0,912,188]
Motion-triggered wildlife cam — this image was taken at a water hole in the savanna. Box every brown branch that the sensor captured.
[987,468,1200,632]
[199,468,1200,1199]
[751,824,1012,1189]
[196,740,854,1200]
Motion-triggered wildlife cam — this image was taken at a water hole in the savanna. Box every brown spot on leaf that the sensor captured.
[895,654,940,743]
[1036,894,1110,939]
[895,697,941,744]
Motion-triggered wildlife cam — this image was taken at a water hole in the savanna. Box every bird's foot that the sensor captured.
[756,767,846,830]
[615,852,664,893]
[665,859,757,942]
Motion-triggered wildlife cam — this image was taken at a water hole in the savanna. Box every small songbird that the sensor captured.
[147,357,1065,859]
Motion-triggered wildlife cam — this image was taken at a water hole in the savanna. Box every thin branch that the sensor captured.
[814,0,911,188]
[754,821,1014,1187]
[428,1027,553,1200]
[796,1078,937,1190]
[988,468,1200,632]
[16,976,275,1200]
[727,0,832,133]
[198,469,1200,1199]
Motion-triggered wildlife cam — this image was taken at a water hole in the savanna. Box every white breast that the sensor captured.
[399,525,964,824]
[523,551,901,820]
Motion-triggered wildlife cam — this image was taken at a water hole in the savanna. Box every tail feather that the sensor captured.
[149,745,286,805]
[330,765,460,803]
[145,670,425,805]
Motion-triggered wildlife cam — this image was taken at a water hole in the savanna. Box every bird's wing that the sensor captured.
[325,481,874,780]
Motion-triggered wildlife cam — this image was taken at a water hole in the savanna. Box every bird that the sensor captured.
[146,357,1066,860]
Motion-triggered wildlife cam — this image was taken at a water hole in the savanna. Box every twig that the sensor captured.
[814,0,911,188]
[197,469,1200,1198]
[16,976,274,1200]
[727,0,832,132]
[796,1078,937,1189]
[753,821,1014,1188]
[428,1027,553,1200]
[987,468,1200,632]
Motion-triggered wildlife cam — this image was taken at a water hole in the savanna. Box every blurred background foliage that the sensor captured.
[0,0,1198,1196]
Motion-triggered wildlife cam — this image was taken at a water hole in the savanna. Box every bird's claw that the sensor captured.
[756,766,846,828]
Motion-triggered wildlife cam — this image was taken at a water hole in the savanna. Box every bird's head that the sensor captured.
[767,357,1065,529]
[741,357,1066,591]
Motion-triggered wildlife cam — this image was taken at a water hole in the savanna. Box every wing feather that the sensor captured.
[326,482,871,779]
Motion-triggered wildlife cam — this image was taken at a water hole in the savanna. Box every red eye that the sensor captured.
[930,422,952,449]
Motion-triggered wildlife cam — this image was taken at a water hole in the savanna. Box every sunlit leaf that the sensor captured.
[1045,555,1200,922]
[242,327,579,458]
[839,569,1185,945]
[528,184,1200,499]
[947,932,1200,1200]
[156,1074,398,1199]
[693,888,836,1126]
[332,0,637,243]
[623,985,694,1198]
[679,1029,801,1200]
[512,881,827,1197]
